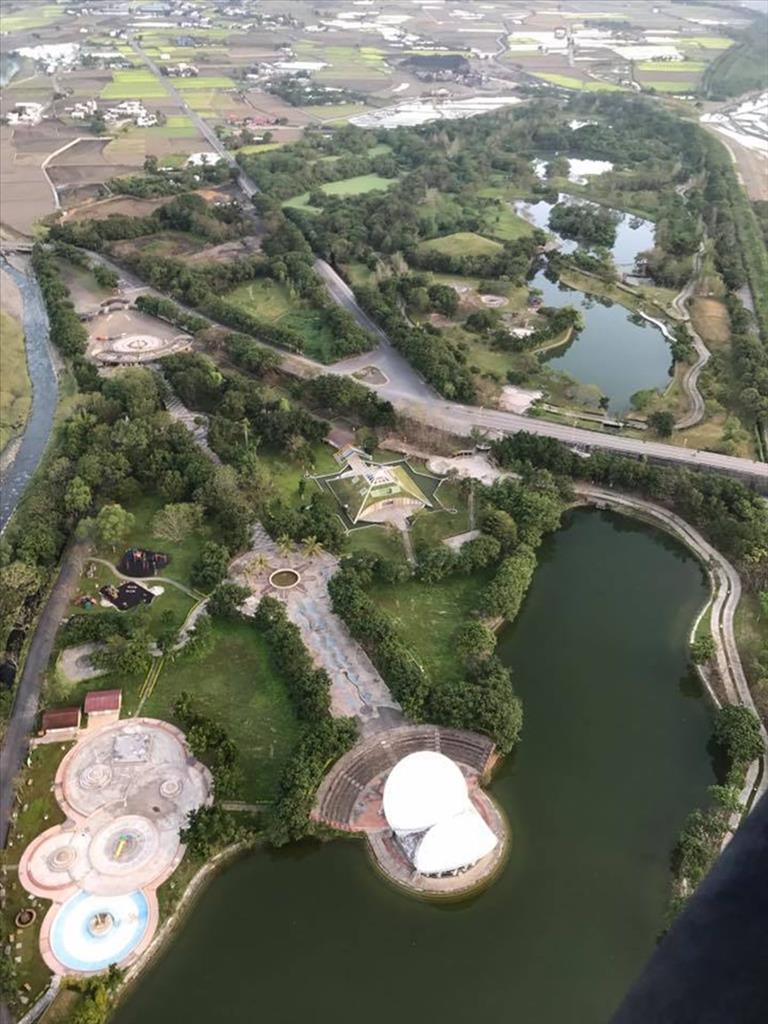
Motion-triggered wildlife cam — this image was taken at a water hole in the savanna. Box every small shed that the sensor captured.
[41,707,81,738]
[84,689,122,729]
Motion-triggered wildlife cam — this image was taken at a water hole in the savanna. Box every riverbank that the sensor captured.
[0,266,31,455]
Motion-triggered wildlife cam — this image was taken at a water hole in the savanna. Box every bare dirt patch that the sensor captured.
[64,194,176,223]
[87,308,192,364]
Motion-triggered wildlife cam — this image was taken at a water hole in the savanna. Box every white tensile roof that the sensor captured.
[414,807,498,876]
[383,751,468,833]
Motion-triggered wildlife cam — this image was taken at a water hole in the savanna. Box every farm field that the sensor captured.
[300,104,370,121]
[532,73,624,92]
[101,70,168,100]
[173,76,236,90]
[418,232,503,257]
[1,3,63,31]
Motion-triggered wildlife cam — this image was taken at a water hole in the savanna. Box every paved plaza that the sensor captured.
[19,718,212,974]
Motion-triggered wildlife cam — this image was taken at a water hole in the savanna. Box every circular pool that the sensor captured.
[49,890,150,973]
[269,569,300,590]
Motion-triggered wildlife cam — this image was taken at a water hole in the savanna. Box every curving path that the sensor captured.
[672,241,711,431]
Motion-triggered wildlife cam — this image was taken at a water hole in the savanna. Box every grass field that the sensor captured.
[532,73,624,91]
[237,142,284,155]
[0,310,31,453]
[367,572,491,687]
[283,174,398,210]
[142,618,299,802]
[226,278,294,322]
[224,280,362,363]
[101,70,168,100]
[418,231,503,257]
[688,36,735,49]
[411,479,470,548]
[484,205,534,242]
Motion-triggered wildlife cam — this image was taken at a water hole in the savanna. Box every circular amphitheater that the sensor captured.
[312,725,508,897]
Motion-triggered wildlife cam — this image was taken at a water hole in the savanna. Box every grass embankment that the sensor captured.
[734,593,767,721]
[0,310,31,453]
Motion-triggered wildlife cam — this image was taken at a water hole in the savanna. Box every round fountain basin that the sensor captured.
[49,890,149,972]
[269,569,300,590]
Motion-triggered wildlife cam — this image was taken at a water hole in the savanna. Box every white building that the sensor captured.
[382,751,498,876]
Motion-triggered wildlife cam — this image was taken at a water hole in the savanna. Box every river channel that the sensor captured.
[113,509,715,1024]
[516,196,671,412]
[0,261,59,533]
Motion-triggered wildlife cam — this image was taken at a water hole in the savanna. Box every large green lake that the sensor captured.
[113,510,715,1024]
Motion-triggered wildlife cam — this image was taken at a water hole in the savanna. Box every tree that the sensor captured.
[277,534,294,557]
[207,581,249,619]
[191,541,230,591]
[180,805,249,860]
[712,706,765,781]
[648,410,675,437]
[64,476,92,517]
[93,265,119,290]
[302,535,323,558]
[454,621,496,661]
[691,634,716,664]
[152,502,204,544]
[93,633,152,676]
[94,504,135,551]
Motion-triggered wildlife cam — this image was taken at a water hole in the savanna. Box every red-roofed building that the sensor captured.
[41,707,81,737]
[84,689,122,729]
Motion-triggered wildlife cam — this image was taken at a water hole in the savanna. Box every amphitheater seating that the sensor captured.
[312,724,496,830]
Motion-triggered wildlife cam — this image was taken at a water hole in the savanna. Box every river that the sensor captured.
[0,261,58,533]
[113,509,715,1024]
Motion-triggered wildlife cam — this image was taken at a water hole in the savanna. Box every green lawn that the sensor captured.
[411,479,470,548]
[283,174,398,210]
[101,70,169,100]
[0,310,31,453]
[223,281,354,363]
[484,205,534,242]
[344,525,409,564]
[418,232,503,257]
[142,618,300,802]
[0,743,69,1015]
[367,572,491,687]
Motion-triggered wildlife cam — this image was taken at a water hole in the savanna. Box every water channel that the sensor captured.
[0,261,59,533]
[113,509,715,1024]
[516,197,670,412]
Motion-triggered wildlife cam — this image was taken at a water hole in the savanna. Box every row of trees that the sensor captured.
[251,597,357,845]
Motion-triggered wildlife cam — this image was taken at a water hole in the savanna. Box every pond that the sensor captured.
[531,265,672,412]
[113,510,715,1024]
[515,194,655,270]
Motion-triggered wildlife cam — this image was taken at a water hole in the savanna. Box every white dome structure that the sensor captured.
[414,808,498,876]
[382,751,468,833]
[382,750,499,877]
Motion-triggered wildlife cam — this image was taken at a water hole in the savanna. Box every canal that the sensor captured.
[113,509,715,1024]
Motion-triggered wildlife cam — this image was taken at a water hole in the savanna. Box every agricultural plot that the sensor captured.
[172,76,236,90]
[532,73,624,92]
[1,3,64,31]
[300,104,370,122]
[101,70,168,100]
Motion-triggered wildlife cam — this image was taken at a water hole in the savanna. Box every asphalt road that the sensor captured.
[0,542,88,848]
[125,39,768,489]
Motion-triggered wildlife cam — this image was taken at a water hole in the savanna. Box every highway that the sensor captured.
[125,37,768,489]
